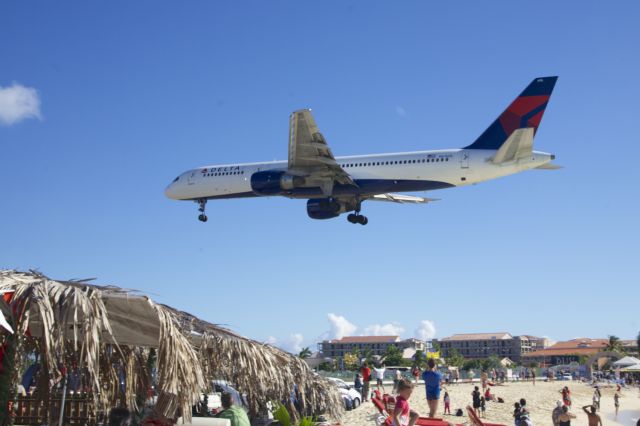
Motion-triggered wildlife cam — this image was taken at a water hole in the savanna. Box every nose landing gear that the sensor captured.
[197,199,208,222]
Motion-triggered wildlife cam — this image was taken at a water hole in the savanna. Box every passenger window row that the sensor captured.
[204,171,245,177]
[341,157,449,168]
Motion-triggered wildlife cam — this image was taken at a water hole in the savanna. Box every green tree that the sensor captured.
[383,345,404,366]
[463,359,482,371]
[445,348,465,368]
[318,360,336,371]
[343,352,360,371]
[413,350,426,369]
[636,331,640,357]
[361,349,373,365]
[605,335,624,353]
[298,347,312,359]
[480,355,501,371]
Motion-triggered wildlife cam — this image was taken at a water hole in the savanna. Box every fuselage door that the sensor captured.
[188,171,197,185]
[460,151,470,169]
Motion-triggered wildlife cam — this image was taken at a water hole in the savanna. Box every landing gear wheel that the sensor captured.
[196,199,208,222]
[347,213,368,225]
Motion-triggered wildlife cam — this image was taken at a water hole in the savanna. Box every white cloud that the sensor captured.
[265,333,305,354]
[0,83,42,126]
[284,333,305,354]
[364,323,405,336]
[265,336,278,345]
[415,320,437,340]
[326,313,358,340]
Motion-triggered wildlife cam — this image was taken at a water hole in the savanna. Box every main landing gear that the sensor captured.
[347,212,368,225]
[197,199,208,222]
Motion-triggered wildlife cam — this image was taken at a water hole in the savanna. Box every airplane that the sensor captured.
[165,76,559,225]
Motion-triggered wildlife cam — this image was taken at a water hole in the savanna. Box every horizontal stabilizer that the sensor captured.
[371,193,439,204]
[535,163,563,170]
[492,127,534,164]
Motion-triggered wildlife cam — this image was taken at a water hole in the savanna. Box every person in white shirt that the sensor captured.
[374,365,387,393]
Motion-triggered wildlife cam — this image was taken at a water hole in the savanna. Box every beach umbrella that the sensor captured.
[612,356,640,368]
[620,364,640,372]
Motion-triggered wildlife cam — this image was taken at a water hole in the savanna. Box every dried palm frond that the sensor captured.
[0,270,342,422]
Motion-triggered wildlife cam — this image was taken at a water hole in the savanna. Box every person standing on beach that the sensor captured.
[422,358,442,418]
[360,363,372,402]
[393,369,402,393]
[614,391,621,418]
[472,386,481,417]
[558,405,576,426]
[354,373,363,396]
[592,386,600,411]
[513,402,522,426]
[412,366,420,384]
[581,405,602,426]
[374,364,387,393]
[561,386,572,407]
[552,400,564,426]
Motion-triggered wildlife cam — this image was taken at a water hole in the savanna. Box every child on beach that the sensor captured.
[443,391,451,415]
[392,379,419,426]
[354,373,363,395]
[480,396,486,418]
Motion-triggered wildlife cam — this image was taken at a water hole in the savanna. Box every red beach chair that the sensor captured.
[466,405,507,426]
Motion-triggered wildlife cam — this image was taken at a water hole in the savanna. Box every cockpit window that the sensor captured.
[173,176,180,182]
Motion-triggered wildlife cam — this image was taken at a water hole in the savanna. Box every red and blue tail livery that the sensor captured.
[464,76,558,150]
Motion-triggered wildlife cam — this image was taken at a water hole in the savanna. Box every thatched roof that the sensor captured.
[0,270,342,421]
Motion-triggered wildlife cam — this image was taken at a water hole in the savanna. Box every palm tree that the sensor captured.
[605,335,624,353]
[413,350,426,369]
[636,331,640,357]
[298,347,312,359]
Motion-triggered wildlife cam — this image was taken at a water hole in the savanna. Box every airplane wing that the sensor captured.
[288,109,356,192]
[369,193,440,204]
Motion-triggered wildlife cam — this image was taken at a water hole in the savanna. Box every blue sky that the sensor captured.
[2,1,639,353]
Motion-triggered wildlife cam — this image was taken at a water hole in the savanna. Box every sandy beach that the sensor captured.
[342,380,640,425]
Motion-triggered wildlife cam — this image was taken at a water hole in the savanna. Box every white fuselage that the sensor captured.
[164,148,554,201]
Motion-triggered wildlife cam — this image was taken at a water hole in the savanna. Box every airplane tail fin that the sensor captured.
[464,76,558,150]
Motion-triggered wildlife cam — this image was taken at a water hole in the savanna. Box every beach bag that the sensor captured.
[455,408,464,417]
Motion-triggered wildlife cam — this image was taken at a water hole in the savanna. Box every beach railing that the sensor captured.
[10,394,102,425]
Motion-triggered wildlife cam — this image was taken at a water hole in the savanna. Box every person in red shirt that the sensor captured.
[360,362,372,402]
[392,379,418,426]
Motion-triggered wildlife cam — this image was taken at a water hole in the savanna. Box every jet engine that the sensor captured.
[306,198,345,220]
[250,171,305,195]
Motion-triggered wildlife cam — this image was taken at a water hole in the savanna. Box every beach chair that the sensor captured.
[466,405,507,426]
[373,396,461,426]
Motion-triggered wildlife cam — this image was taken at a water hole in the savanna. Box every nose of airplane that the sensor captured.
[165,180,179,199]
[164,183,175,199]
